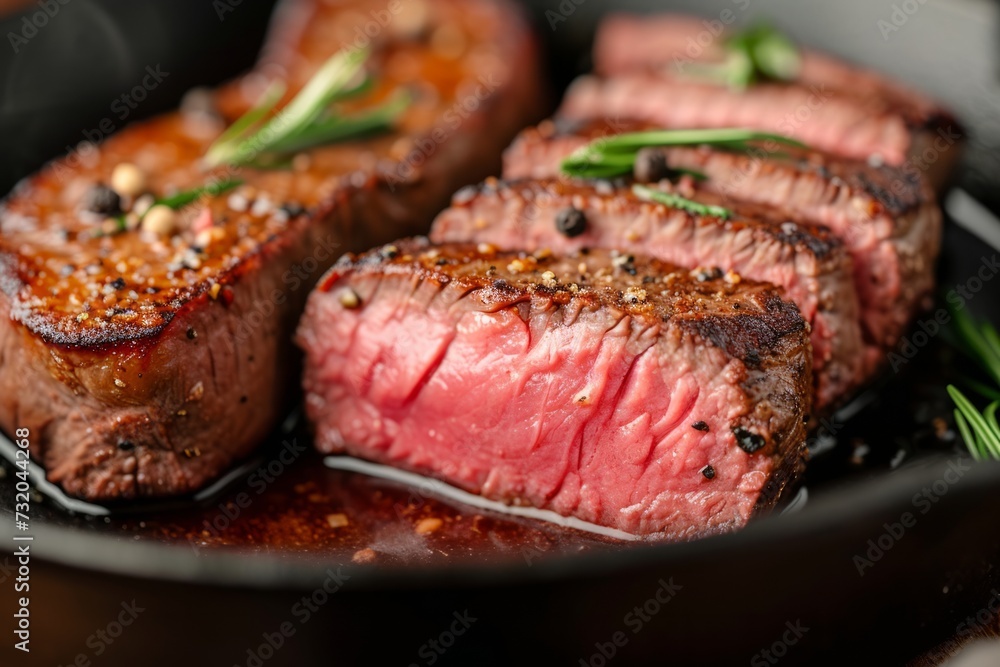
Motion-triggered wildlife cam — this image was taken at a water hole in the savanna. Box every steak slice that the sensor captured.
[297,238,811,539]
[594,14,950,119]
[431,177,861,410]
[584,13,963,190]
[0,0,544,501]
[503,118,943,355]
[558,73,962,187]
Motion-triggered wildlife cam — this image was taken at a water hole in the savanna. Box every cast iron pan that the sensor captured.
[2,1,1000,665]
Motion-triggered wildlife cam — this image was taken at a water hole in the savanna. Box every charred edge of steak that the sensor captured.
[321,237,808,387]
[1,242,260,349]
[317,237,807,380]
[686,295,804,373]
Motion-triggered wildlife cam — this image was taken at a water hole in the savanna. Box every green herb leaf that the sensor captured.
[561,128,806,180]
[946,308,1000,460]
[155,177,244,210]
[952,307,1000,386]
[631,183,731,220]
[953,409,981,461]
[593,129,806,153]
[723,49,756,90]
[948,385,1000,459]
[203,81,286,168]
[683,24,801,90]
[203,47,404,169]
[264,90,410,155]
[728,25,801,85]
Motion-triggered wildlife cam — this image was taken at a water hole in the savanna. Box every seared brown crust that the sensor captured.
[451,177,844,258]
[741,307,811,517]
[1,0,539,348]
[0,0,544,500]
[320,237,808,367]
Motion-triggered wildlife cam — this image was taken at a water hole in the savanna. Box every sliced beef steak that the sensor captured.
[0,0,543,501]
[431,177,861,410]
[557,14,962,188]
[504,119,942,357]
[558,73,961,187]
[297,239,811,539]
[594,14,952,121]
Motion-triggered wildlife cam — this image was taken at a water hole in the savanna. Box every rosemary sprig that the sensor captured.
[155,177,245,210]
[261,90,410,156]
[953,307,1000,386]
[203,47,405,169]
[94,177,243,237]
[684,24,801,90]
[205,81,286,165]
[949,386,1000,461]
[561,128,806,180]
[632,183,731,220]
[948,308,1000,460]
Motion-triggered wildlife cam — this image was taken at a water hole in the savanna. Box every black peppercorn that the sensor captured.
[733,427,766,454]
[692,421,709,432]
[701,465,716,479]
[634,147,671,183]
[279,202,306,219]
[693,267,724,282]
[555,207,587,238]
[82,183,122,217]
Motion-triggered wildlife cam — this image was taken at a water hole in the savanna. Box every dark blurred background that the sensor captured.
[0,0,279,192]
[0,0,999,208]
[1,3,1000,666]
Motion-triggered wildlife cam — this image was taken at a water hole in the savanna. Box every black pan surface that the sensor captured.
[2,1,1000,665]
